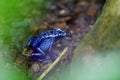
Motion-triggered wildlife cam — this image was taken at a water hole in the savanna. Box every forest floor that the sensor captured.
[15,0,105,79]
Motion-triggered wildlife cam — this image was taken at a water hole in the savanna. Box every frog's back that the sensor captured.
[38,37,53,51]
[38,29,66,38]
[26,28,66,48]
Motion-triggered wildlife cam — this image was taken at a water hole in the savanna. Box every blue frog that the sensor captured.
[26,28,66,62]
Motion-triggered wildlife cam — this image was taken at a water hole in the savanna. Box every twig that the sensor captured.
[37,47,68,80]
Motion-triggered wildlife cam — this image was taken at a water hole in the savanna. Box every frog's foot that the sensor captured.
[49,52,58,61]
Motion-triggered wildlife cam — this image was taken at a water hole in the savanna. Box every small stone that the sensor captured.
[60,10,66,15]
[31,63,41,73]
[87,8,98,17]
[56,44,61,47]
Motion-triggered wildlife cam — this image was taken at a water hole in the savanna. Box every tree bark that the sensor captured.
[74,0,120,56]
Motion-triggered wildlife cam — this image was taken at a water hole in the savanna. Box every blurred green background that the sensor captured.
[0,0,49,80]
[0,0,120,80]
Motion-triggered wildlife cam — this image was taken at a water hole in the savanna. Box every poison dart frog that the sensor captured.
[26,28,66,62]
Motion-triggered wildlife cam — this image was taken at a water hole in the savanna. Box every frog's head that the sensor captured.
[56,28,66,37]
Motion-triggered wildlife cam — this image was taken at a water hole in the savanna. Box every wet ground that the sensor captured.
[15,0,105,79]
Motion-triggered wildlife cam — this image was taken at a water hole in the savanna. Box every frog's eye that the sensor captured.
[59,31,62,33]
[57,31,63,34]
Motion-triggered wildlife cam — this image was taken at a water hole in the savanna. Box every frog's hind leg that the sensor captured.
[31,48,50,62]
[26,36,37,46]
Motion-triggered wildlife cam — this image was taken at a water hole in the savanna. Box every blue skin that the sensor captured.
[26,28,66,62]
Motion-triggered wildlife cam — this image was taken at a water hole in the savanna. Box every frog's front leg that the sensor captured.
[31,48,50,62]
[48,38,58,61]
